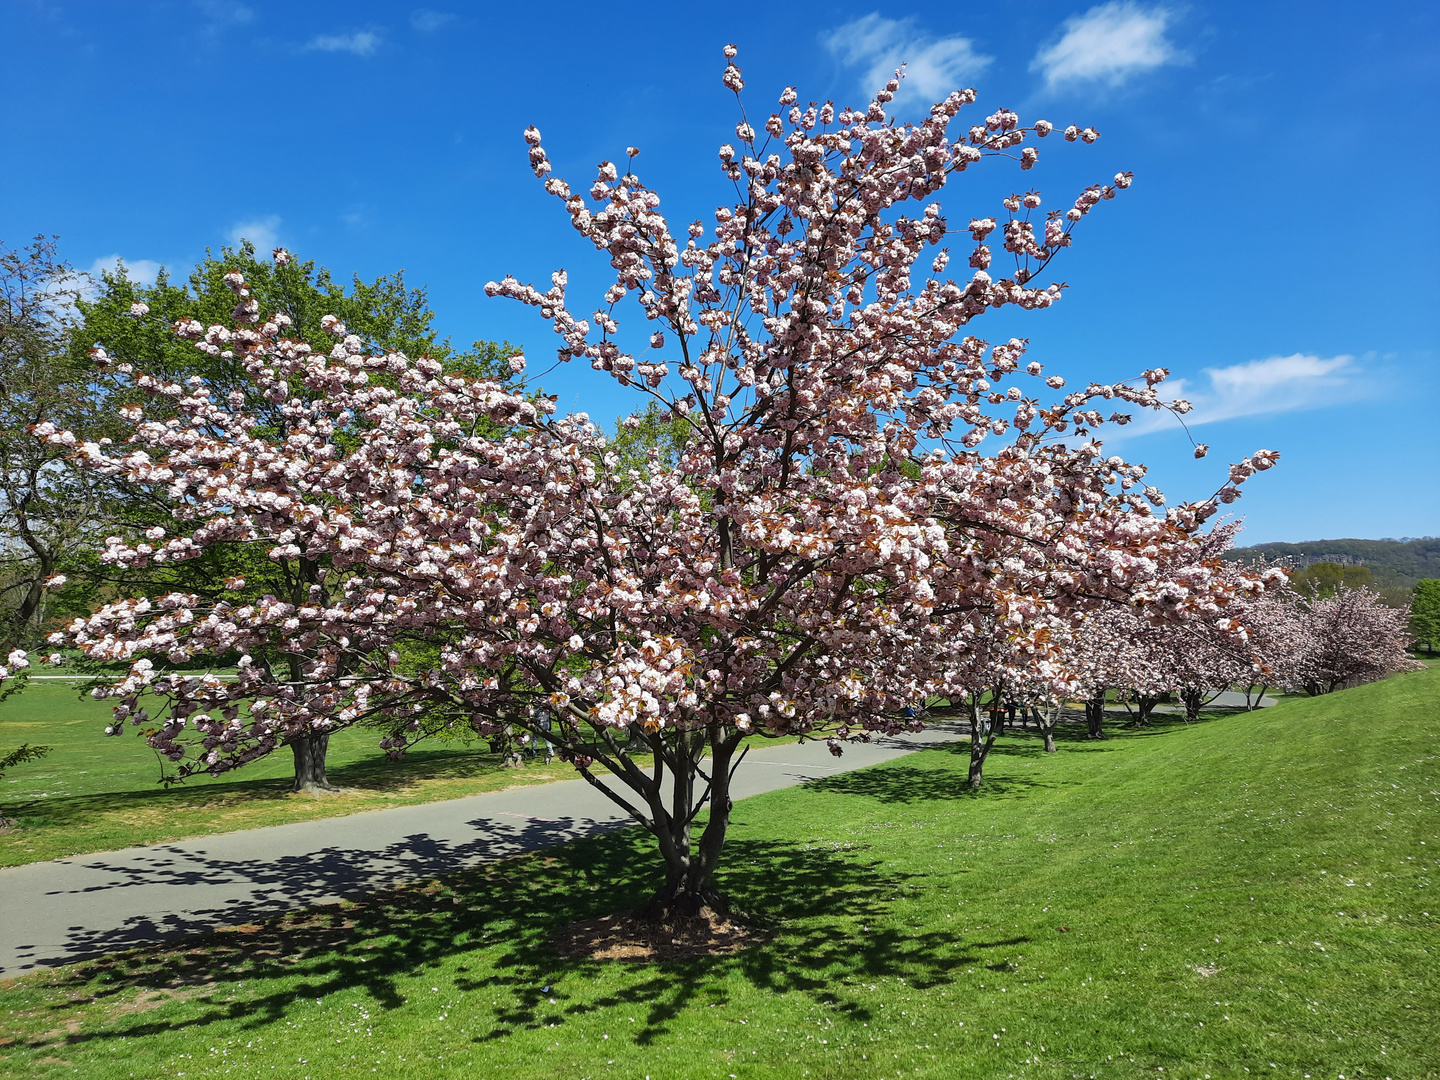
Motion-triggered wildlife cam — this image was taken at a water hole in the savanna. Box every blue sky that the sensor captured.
[4,0,1436,544]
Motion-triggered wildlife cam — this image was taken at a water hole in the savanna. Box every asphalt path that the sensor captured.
[0,722,969,975]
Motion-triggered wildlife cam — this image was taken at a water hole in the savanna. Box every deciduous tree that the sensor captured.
[1408,579,1440,655]
[1283,586,1421,696]
[23,48,1278,919]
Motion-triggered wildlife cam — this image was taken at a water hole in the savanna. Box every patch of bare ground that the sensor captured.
[552,907,770,963]
[106,983,218,1018]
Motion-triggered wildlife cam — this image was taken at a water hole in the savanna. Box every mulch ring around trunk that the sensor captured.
[551,906,771,962]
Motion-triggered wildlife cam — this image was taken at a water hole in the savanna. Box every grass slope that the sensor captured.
[0,668,1436,1079]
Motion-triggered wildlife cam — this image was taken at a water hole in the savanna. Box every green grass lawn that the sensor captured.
[0,666,1435,1079]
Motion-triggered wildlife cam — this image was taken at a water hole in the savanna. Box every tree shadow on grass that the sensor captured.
[806,758,1062,803]
[13,820,1007,1054]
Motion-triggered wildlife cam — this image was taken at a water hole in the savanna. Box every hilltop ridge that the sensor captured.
[1224,536,1439,587]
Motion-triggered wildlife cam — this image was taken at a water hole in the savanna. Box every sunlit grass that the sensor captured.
[0,665,1435,1078]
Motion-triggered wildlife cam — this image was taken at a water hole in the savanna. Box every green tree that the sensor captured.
[0,238,114,655]
[70,242,522,791]
[1294,561,1373,599]
[0,237,118,785]
[1410,579,1440,655]
[610,401,693,479]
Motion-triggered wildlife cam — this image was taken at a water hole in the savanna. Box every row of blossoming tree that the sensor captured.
[1,47,1410,919]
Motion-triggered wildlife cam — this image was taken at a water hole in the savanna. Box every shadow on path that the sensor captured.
[8,814,626,972]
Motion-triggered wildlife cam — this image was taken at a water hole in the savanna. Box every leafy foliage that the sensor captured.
[1409,579,1440,654]
[1292,560,1373,598]
[0,739,50,783]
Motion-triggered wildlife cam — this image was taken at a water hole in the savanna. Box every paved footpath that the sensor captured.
[1,723,969,976]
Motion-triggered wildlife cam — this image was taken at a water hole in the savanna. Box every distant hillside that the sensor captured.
[1223,537,1440,587]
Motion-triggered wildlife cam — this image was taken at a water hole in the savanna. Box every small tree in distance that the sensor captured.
[1409,579,1440,655]
[1292,561,1372,599]
[1284,586,1421,695]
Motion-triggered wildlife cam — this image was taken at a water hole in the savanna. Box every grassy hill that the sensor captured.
[1,667,1436,1079]
[1225,536,1440,585]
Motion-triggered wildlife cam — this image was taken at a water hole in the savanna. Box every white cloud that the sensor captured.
[411,9,455,32]
[305,30,380,56]
[1032,2,1183,89]
[227,215,282,252]
[1119,353,1357,438]
[823,14,992,104]
[87,255,162,287]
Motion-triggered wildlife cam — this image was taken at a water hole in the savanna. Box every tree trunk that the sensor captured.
[1181,687,1204,722]
[1135,695,1160,727]
[637,727,738,923]
[1085,690,1107,739]
[290,733,337,794]
[967,696,998,789]
[1031,705,1058,753]
[532,712,754,925]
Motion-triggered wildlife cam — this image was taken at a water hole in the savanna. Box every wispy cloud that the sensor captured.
[227,215,282,252]
[1119,353,1358,438]
[823,14,992,105]
[305,29,380,57]
[88,255,162,287]
[1032,2,1184,90]
[340,203,375,228]
[411,9,455,32]
[196,0,254,31]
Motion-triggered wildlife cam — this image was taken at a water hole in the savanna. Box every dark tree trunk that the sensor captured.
[1085,690,1107,739]
[1181,687,1204,722]
[290,733,337,794]
[530,708,753,925]
[636,726,739,923]
[1131,695,1161,727]
[1031,705,1059,753]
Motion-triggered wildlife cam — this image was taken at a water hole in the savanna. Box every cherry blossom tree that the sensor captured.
[1015,523,1280,747]
[65,248,522,792]
[1223,582,1310,708]
[921,484,1276,782]
[1283,586,1420,696]
[23,46,1282,919]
